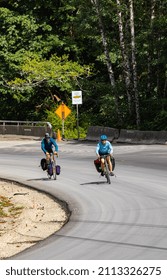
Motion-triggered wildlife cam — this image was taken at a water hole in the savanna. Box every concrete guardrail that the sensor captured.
[86,126,167,144]
[1,121,167,144]
[86,126,119,142]
[117,129,167,144]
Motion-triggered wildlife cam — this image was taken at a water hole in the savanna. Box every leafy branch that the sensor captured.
[7,53,92,91]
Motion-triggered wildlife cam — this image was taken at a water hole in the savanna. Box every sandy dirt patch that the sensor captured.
[0,180,69,259]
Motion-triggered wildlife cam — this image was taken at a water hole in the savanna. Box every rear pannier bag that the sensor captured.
[41,158,47,170]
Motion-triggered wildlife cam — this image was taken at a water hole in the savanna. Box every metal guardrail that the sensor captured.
[0,120,52,137]
[0,120,51,126]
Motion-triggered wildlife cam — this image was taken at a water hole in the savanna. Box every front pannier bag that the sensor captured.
[94,159,101,173]
[56,165,61,175]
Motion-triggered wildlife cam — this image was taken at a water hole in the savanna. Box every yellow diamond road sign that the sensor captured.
[55,103,71,120]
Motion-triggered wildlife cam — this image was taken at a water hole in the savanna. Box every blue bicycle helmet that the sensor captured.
[100,134,107,141]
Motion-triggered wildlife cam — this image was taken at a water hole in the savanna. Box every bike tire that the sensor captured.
[104,160,111,184]
[47,171,52,180]
[53,166,57,180]
[51,160,57,180]
[111,156,115,171]
[47,159,54,179]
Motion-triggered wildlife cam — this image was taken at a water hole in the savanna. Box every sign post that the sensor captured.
[72,91,82,140]
[55,102,71,139]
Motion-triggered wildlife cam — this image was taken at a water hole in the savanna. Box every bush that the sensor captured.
[45,108,87,139]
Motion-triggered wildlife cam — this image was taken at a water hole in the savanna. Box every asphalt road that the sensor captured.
[0,140,167,260]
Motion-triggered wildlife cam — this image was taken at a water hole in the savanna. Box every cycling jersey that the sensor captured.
[41,137,58,154]
[96,140,113,155]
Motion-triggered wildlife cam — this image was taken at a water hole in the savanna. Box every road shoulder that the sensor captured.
[0,179,69,259]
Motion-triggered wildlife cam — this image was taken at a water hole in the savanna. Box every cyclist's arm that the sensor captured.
[96,143,100,158]
[41,139,47,154]
[51,138,58,152]
[108,142,113,155]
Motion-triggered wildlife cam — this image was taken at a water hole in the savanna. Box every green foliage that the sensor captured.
[153,111,167,131]
[141,110,167,131]
[7,52,92,88]
[64,127,86,139]
[0,1,166,130]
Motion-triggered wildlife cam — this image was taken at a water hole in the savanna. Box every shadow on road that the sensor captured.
[80,181,107,185]
[27,178,53,181]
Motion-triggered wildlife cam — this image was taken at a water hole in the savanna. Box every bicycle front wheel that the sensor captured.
[47,163,53,179]
[53,167,57,180]
[52,162,57,180]
[104,160,111,184]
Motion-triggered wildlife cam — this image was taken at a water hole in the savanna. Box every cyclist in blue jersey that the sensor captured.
[96,134,114,176]
[41,133,58,165]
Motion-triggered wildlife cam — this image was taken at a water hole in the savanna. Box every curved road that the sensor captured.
[0,140,167,259]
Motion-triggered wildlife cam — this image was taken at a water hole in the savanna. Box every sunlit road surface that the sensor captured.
[0,140,167,260]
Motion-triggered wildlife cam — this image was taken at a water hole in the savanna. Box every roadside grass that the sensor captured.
[0,195,24,220]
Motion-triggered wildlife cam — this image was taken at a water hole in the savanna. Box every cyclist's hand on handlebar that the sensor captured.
[46,152,49,155]
[54,151,58,157]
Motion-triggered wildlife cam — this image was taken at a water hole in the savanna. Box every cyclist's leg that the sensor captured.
[107,155,115,176]
[46,152,51,165]
[99,155,105,175]
[101,158,105,169]
[99,155,104,169]
[106,155,112,172]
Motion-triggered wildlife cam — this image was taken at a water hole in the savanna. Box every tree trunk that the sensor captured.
[163,78,167,110]
[147,0,156,95]
[91,0,120,119]
[116,0,132,114]
[129,0,140,127]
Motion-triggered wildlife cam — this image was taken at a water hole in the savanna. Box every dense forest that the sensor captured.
[0,0,166,135]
